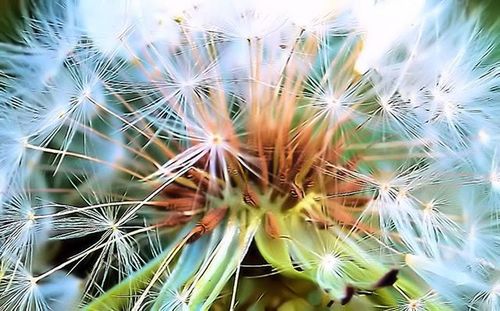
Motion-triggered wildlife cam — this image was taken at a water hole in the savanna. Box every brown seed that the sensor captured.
[187,207,228,243]
[243,187,259,208]
[304,177,315,190]
[185,168,196,179]
[289,182,304,200]
[159,213,192,227]
[264,212,281,239]
[279,171,288,185]
[374,269,399,288]
[340,286,355,305]
[155,197,204,211]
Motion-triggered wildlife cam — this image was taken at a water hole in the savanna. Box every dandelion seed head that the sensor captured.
[319,252,343,277]
[490,172,500,191]
[1,0,499,309]
[353,0,426,73]
[478,129,491,145]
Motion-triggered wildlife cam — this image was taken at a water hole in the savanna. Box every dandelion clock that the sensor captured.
[0,0,499,310]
